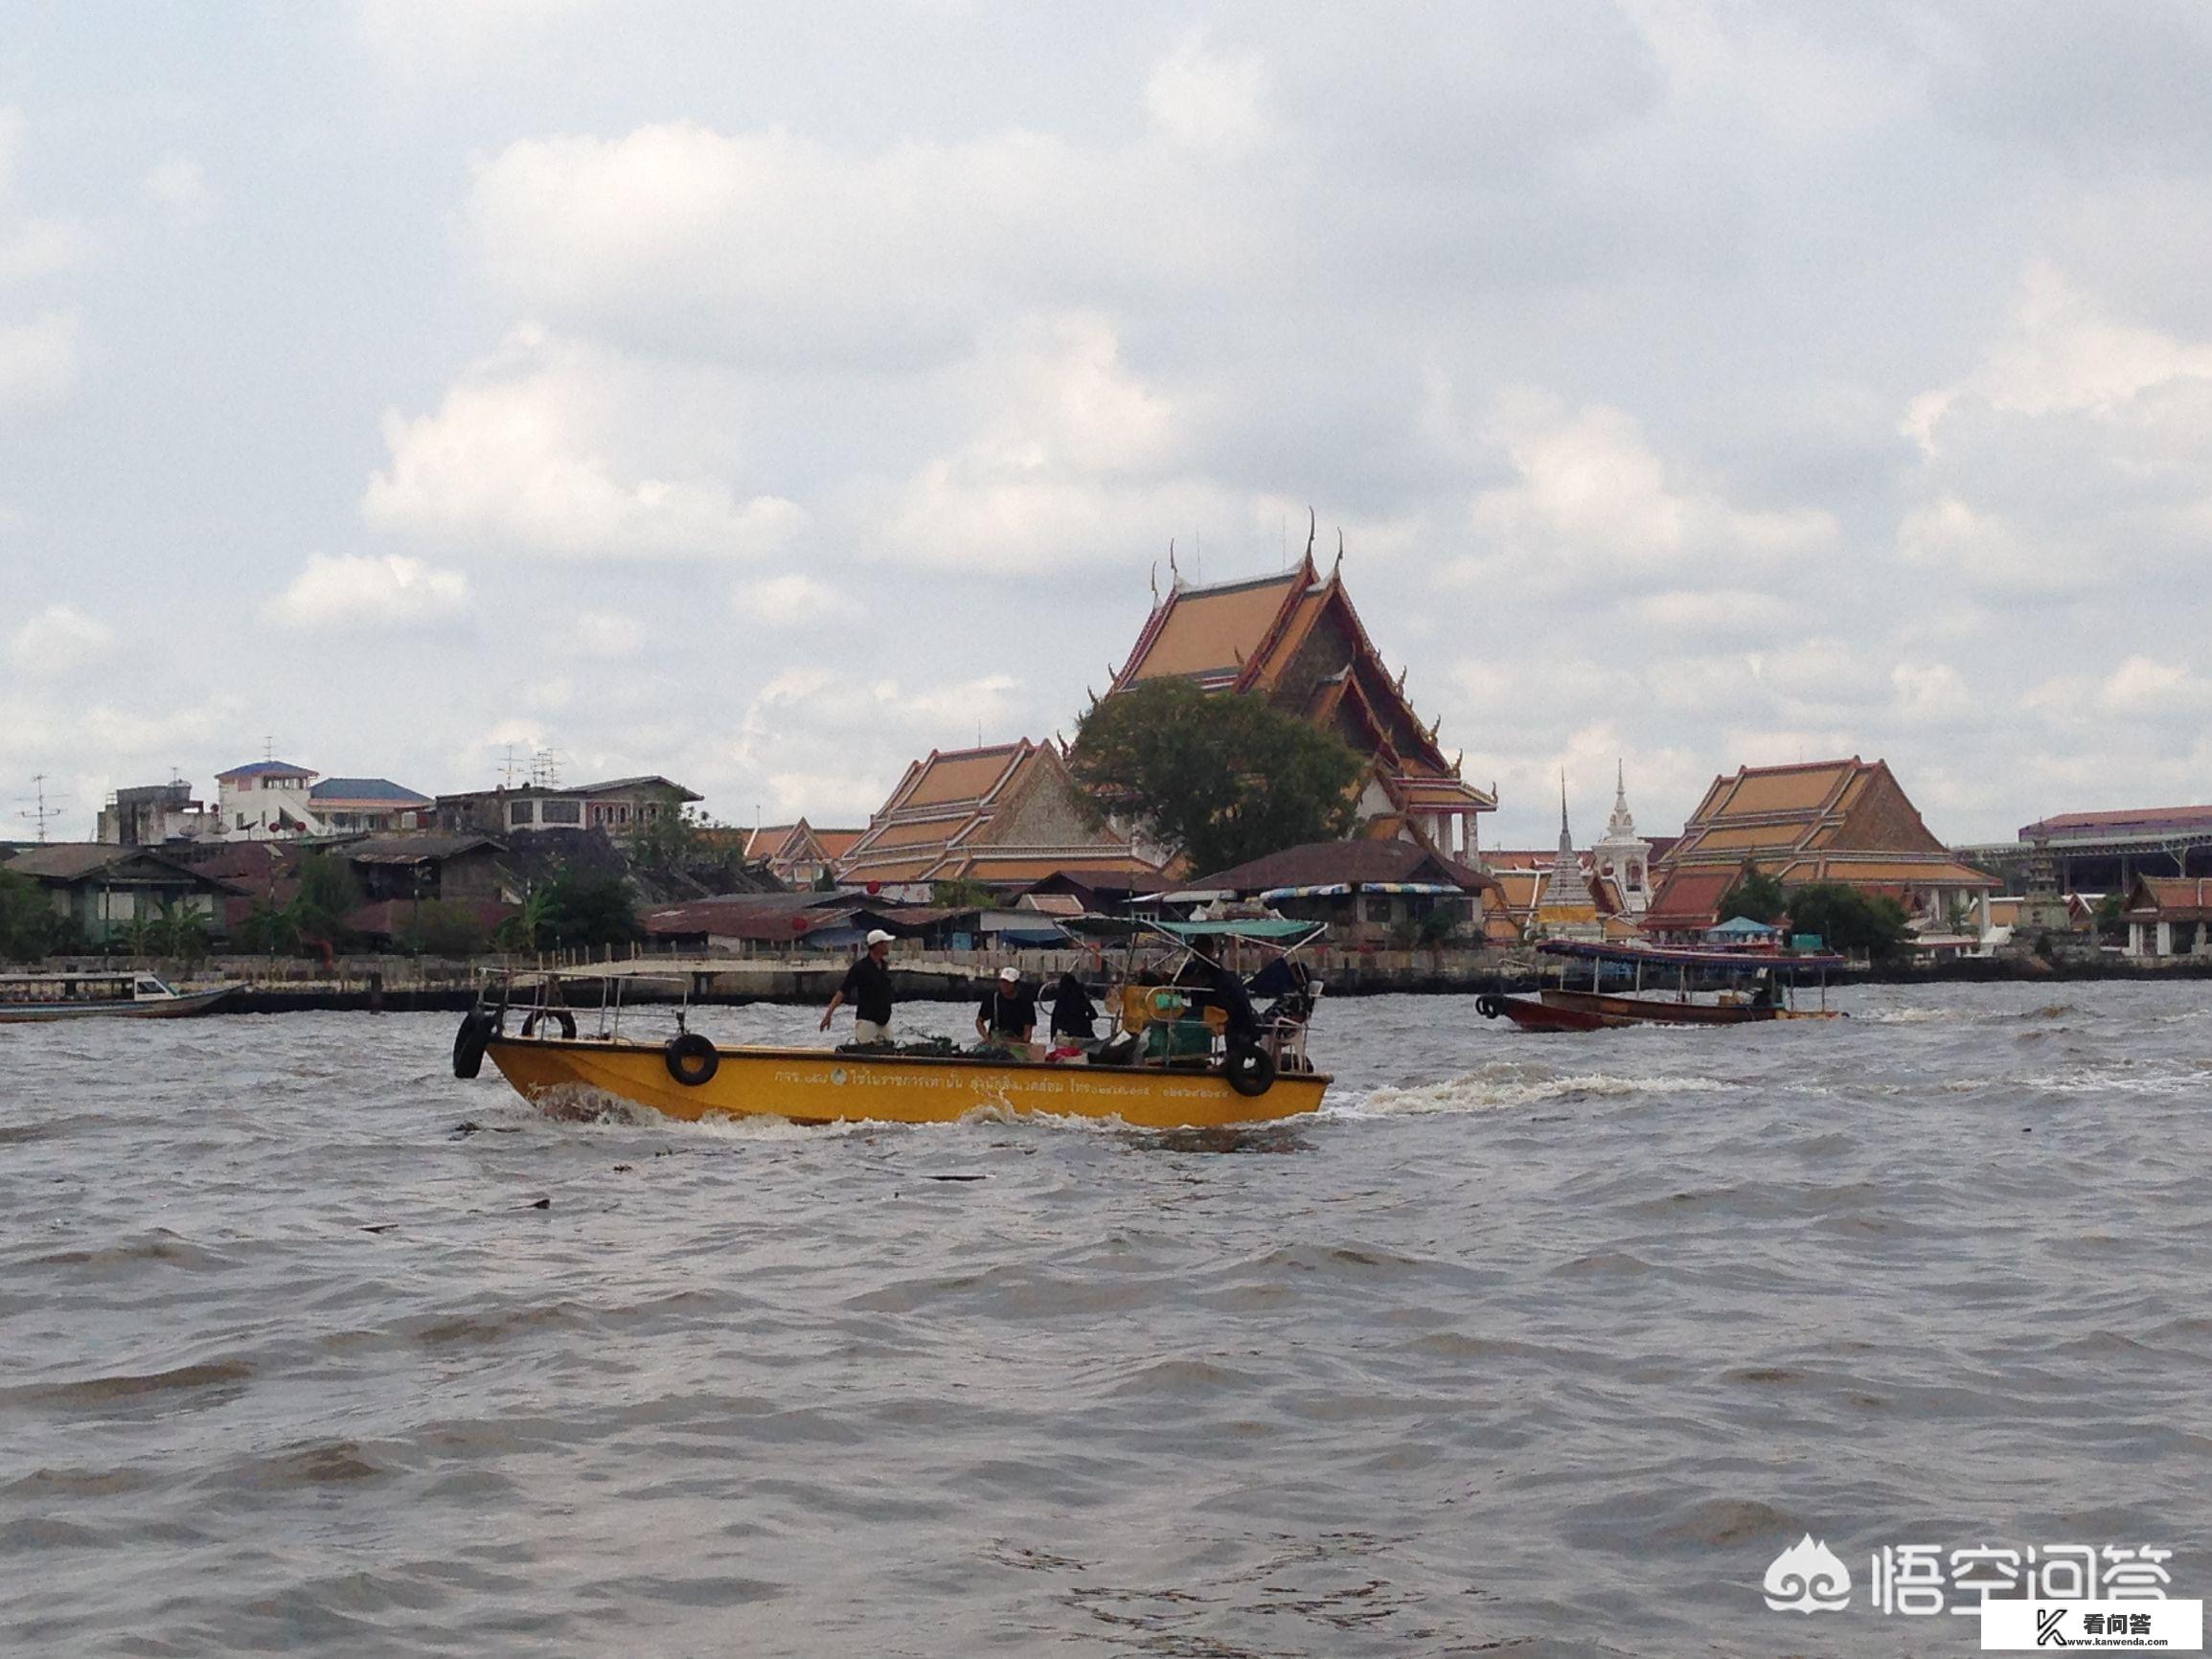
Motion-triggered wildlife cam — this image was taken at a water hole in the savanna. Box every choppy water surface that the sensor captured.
[5,984,2211,1657]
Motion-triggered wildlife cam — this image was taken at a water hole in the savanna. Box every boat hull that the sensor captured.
[1494,989,1831,1032]
[0,984,240,1024]
[484,1035,1330,1128]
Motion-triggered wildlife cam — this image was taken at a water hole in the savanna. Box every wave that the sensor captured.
[1336,1069,1741,1116]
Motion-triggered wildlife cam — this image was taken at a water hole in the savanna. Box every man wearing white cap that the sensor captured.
[822,928,897,1045]
[974,966,1037,1047]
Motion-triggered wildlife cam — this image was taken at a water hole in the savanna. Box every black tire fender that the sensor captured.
[452,1010,497,1079]
[665,1032,719,1086]
[1475,994,1502,1019]
[521,1007,578,1038]
[1224,1042,1277,1098]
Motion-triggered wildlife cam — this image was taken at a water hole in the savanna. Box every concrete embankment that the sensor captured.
[47,945,2212,1014]
[85,948,1554,1012]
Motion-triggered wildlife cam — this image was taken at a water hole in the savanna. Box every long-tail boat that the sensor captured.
[0,969,240,1023]
[1477,939,1846,1033]
[454,919,1333,1129]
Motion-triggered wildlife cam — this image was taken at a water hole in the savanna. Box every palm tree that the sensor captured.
[496,888,553,952]
[151,899,210,965]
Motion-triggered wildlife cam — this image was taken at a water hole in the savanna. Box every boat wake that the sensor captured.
[1336,1067,1742,1117]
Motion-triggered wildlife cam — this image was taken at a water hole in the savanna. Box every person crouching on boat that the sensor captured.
[822,929,898,1046]
[974,966,1037,1053]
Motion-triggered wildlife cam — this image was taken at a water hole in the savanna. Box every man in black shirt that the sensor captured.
[975,966,1037,1047]
[822,929,897,1044]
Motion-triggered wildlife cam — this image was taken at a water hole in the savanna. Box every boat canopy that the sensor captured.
[1149,917,1322,942]
[1259,881,1463,899]
[1537,939,1847,972]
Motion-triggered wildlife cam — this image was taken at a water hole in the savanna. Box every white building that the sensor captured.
[216,760,322,839]
[1590,761,1653,915]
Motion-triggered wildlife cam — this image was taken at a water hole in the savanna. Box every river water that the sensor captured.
[3,984,2208,1657]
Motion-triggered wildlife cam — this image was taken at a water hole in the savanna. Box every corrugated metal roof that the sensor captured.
[310,777,432,804]
[1182,839,1497,895]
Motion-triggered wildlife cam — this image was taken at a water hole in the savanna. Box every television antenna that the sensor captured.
[19,774,64,843]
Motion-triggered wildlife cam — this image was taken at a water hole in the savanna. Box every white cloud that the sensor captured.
[264,553,470,628]
[1630,587,1798,636]
[736,574,848,629]
[8,603,113,676]
[1907,262,2212,451]
[1144,32,1271,156]
[142,154,215,221]
[1461,390,1837,588]
[360,329,808,560]
[2095,655,2212,717]
[871,315,1220,571]
[1890,661,1973,725]
[0,308,79,406]
[553,609,644,659]
[0,109,92,284]
[462,99,1259,362]
[354,0,598,76]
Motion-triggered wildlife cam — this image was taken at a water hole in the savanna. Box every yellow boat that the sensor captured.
[458,920,1334,1129]
[479,1031,1328,1128]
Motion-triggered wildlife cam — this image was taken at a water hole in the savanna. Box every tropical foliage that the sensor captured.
[1786,882,1911,964]
[1071,679,1366,875]
[1717,871,1788,925]
[0,869,63,963]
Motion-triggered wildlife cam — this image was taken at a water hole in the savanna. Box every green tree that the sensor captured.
[1070,679,1366,875]
[930,876,993,911]
[495,887,554,952]
[629,806,706,881]
[1787,882,1911,964]
[150,898,210,964]
[399,899,490,956]
[237,895,300,955]
[0,868,59,963]
[1717,871,1788,925]
[292,852,363,950]
[541,868,637,949]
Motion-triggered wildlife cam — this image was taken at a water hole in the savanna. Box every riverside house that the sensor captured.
[0,844,241,946]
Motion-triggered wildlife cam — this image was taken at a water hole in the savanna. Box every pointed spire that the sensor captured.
[1558,769,1571,848]
[1604,757,1639,841]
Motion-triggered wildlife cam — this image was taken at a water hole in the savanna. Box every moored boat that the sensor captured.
[1478,940,1846,1033]
[0,969,241,1023]
[456,919,1334,1129]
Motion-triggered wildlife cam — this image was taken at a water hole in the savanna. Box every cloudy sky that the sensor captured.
[7,3,2212,850]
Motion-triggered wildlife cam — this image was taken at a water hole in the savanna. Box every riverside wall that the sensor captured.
[35,944,2212,1013]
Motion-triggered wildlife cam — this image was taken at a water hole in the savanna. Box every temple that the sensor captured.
[742,820,863,887]
[1590,761,1653,914]
[1106,550,1494,854]
[1643,757,1998,939]
[834,739,1170,899]
[1528,779,1604,941]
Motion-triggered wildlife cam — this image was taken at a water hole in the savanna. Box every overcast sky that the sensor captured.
[7,3,2212,850]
